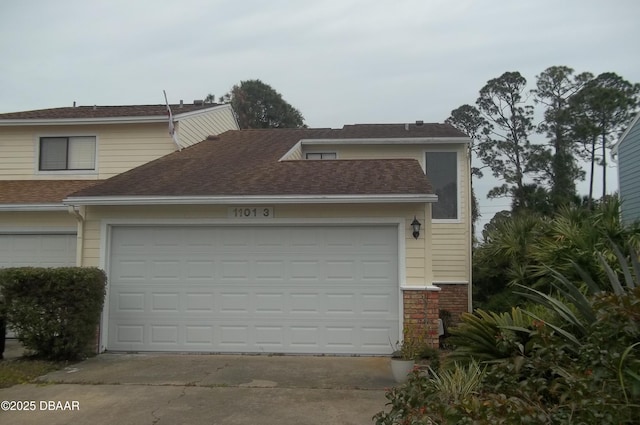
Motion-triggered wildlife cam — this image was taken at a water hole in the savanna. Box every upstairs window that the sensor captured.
[425,151,458,220]
[305,152,337,160]
[39,136,96,171]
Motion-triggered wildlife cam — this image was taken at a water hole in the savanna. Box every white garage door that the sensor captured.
[0,233,77,268]
[107,225,399,354]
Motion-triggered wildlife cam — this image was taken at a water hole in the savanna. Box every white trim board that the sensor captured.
[66,194,438,206]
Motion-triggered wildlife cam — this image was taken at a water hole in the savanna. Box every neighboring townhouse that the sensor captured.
[614,111,640,224]
[60,122,472,355]
[0,102,239,268]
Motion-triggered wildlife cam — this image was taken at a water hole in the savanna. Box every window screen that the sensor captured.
[305,152,337,160]
[39,136,96,171]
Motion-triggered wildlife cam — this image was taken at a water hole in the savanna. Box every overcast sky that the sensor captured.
[2,0,639,233]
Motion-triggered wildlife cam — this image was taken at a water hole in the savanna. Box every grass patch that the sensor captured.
[0,358,63,388]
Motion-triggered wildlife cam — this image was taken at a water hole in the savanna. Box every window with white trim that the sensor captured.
[425,151,458,219]
[39,136,96,171]
[305,152,337,160]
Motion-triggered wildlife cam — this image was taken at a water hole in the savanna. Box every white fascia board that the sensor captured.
[0,116,166,126]
[0,106,226,127]
[172,104,231,120]
[298,137,470,145]
[64,194,438,206]
[0,204,68,211]
[279,140,303,161]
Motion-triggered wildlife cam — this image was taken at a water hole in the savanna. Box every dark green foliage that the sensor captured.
[569,72,640,206]
[218,79,306,129]
[448,308,535,364]
[375,247,640,424]
[0,267,106,360]
[532,66,592,207]
[449,66,638,214]
[474,198,640,302]
[474,72,545,205]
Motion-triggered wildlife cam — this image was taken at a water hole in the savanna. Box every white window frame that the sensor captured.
[35,134,98,175]
[423,149,462,223]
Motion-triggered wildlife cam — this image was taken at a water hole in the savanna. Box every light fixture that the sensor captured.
[411,216,421,239]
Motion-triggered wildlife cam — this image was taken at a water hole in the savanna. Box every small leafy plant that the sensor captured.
[391,326,427,360]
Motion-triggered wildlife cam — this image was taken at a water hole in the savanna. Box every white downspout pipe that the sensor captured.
[67,205,85,267]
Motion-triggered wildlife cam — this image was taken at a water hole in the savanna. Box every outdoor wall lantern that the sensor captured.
[411,216,421,239]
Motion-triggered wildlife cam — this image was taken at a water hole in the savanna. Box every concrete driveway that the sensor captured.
[0,341,394,425]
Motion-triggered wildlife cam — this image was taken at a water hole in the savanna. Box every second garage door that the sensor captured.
[107,225,399,354]
[0,233,76,267]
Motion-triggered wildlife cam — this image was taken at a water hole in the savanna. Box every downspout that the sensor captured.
[67,205,85,267]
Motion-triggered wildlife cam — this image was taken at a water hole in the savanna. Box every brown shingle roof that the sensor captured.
[0,180,99,204]
[0,103,219,120]
[70,126,456,199]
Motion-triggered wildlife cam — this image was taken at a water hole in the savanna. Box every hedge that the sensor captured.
[0,267,106,360]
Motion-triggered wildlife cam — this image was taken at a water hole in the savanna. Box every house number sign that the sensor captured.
[228,207,274,218]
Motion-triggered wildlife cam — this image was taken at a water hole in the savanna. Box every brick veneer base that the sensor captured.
[434,283,469,328]
[402,288,440,348]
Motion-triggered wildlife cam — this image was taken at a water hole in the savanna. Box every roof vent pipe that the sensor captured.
[179,100,184,108]
[73,101,76,107]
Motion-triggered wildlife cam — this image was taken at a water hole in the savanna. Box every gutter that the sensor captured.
[0,104,230,127]
[64,194,438,206]
[0,204,68,211]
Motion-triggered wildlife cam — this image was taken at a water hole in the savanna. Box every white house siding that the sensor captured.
[178,105,239,147]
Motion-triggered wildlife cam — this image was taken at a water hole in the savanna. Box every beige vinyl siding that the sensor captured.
[300,141,471,283]
[431,146,470,282]
[302,144,422,162]
[79,203,430,287]
[0,124,176,180]
[178,106,238,147]
[280,143,303,160]
[0,128,37,179]
[0,211,76,229]
[96,124,176,178]
[0,109,237,180]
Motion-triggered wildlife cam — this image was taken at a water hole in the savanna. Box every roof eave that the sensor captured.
[0,116,167,126]
[0,203,68,211]
[0,105,227,126]
[299,137,470,145]
[64,194,438,206]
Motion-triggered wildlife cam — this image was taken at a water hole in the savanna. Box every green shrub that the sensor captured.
[0,267,106,360]
[375,245,640,424]
[448,307,535,364]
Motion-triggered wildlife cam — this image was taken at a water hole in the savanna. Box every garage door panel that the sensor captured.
[108,225,398,354]
[0,234,76,268]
